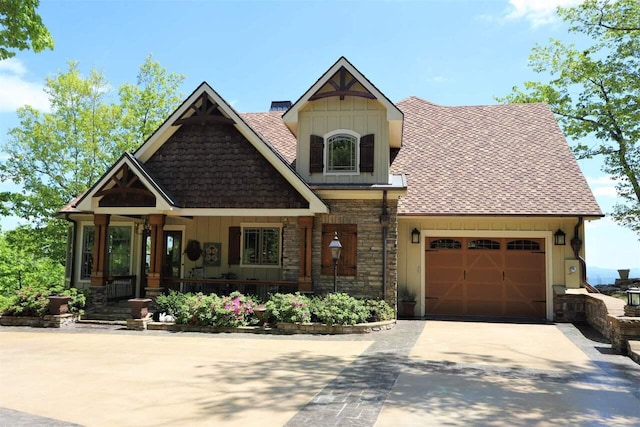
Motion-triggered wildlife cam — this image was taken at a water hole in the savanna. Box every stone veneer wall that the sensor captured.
[554,290,640,353]
[281,220,300,282]
[311,199,398,304]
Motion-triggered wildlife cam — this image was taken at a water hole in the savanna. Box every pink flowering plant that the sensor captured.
[212,291,256,327]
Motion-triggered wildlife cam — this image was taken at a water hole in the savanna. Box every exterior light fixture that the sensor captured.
[329,231,342,293]
[554,229,566,246]
[411,228,420,244]
[627,288,640,307]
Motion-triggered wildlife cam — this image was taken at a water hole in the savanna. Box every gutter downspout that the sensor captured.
[380,191,390,301]
[571,216,599,293]
[65,214,78,289]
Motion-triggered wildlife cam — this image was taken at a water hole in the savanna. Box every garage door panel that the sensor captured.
[426,237,546,319]
[467,300,503,316]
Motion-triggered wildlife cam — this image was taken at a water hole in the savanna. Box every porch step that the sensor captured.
[82,302,133,321]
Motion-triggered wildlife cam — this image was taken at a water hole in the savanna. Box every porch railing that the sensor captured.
[105,275,136,301]
[162,278,298,298]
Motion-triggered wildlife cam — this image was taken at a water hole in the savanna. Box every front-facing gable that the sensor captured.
[93,83,328,216]
[74,153,176,214]
[282,57,405,187]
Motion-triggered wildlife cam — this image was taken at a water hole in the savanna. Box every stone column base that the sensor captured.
[126,315,152,331]
[144,287,164,299]
[624,305,640,317]
[89,286,107,309]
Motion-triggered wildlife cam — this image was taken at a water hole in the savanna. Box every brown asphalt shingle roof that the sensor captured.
[241,97,601,217]
[390,97,602,216]
[241,112,297,164]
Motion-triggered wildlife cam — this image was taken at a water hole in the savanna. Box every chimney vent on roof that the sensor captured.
[270,101,292,112]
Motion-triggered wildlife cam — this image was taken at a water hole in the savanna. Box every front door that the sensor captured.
[163,231,183,290]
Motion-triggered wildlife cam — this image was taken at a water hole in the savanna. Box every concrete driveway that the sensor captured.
[1,320,639,426]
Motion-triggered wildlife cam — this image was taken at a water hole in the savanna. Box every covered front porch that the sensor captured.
[80,213,316,308]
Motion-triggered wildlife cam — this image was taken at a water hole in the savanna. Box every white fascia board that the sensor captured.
[75,156,173,212]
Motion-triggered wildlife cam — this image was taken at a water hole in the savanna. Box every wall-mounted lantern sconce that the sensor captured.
[554,229,566,246]
[411,228,420,244]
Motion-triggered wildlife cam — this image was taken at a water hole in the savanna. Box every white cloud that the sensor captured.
[428,75,448,83]
[502,0,583,28]
[586,175,621,198]
[0,58,49,113]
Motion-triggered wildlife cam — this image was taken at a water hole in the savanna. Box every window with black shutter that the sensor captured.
[359,133,374,173]
[309,135,324,173]
[228,226,241,265]
[321,224,357,276]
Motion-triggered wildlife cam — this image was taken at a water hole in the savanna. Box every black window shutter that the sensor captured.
[309,135,324,173]
[360,134,374,173]
[228,226,241,265]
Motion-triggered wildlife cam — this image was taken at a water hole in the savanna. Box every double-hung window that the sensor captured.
[242,225,281,266]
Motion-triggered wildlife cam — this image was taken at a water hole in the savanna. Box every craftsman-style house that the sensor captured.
[60,57,602,320]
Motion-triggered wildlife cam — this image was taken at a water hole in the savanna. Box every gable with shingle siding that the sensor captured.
[144,121,309,209]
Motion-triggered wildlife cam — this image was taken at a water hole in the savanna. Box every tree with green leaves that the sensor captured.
[0,0,53,60]
[0,55,184,266]
[499,0,640,235]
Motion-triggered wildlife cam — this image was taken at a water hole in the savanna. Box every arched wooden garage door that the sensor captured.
[425,237,546,318]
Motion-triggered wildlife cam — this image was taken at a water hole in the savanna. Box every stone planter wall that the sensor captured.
[0,314,79,328]
[143,319,396,334]
[554,289,639,353]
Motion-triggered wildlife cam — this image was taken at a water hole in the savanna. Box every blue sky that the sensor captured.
[0,0,638,269]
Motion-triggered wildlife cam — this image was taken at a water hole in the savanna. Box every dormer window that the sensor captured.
[327,131,358,174]
[309,131,374,175]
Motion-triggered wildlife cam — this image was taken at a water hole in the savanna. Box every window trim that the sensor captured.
[324,129,360,175]
[240,223,282,268]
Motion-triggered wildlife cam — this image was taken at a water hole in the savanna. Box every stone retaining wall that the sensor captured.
[0,314,79,328]
[145,319,396,335]
[554,290,640,353]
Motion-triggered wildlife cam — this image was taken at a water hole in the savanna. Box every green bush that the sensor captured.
[264,292,311,324]
[2,286,50,317]
[365,299,395,322]
[175,293,217,326]
[155,290,187,317]
[310,293,370,326]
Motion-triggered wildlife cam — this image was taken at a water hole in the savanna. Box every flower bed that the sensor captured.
[147,291,395,334]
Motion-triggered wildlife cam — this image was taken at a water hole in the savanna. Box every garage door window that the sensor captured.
[430,239,462,249]
[507,240,541,250]
[467,239,500,250]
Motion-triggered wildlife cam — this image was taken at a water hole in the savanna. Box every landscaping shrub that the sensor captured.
[155,290,187,318]
[264,292,311,324]
[175,293,217,326]
[310,293,370,326]
[1,286,50,317]
[365,299,395,322]
[212,291,256,327]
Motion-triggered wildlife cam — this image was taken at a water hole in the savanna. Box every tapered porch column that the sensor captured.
[90,214,110,308]
[145,214,166,298]
[298,216,314,292]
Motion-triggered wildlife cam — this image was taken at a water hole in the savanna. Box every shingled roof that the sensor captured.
[390,96,602,216]
[242,96,602,217]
